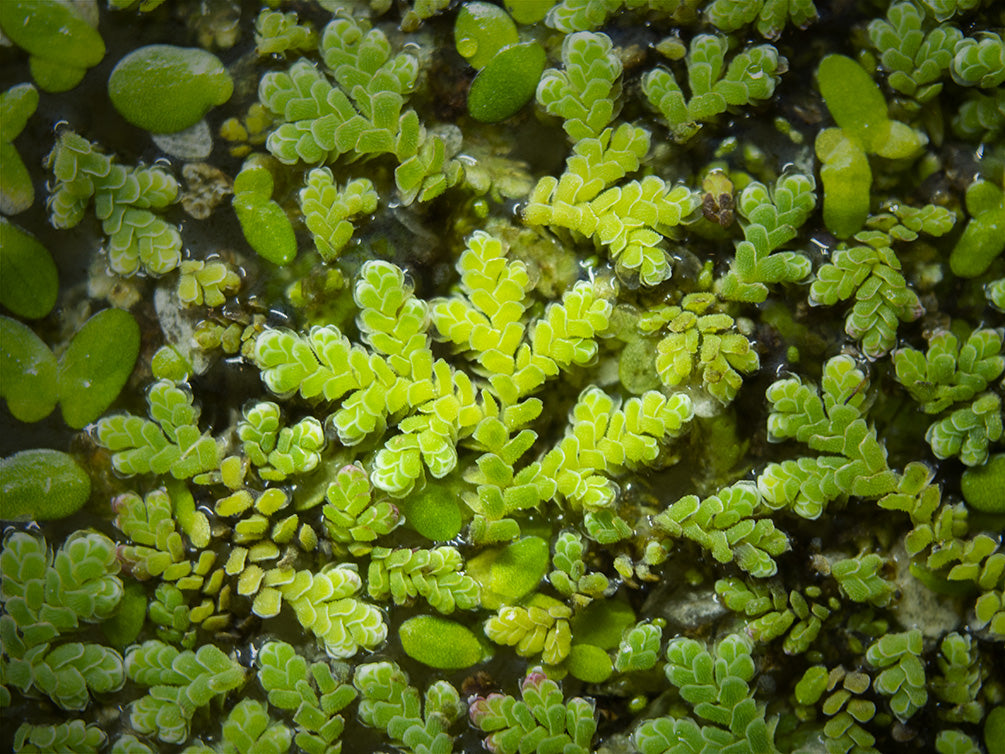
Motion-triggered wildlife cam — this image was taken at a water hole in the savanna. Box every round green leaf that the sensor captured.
[0,83,40,139]
[0,143,34,215]
[567,644,613,683]
[0,449,91,521]
[987,706,1005,754]
[58,308,140,429]
[108,45,234,134]
[454,2,518,70]
[467,41,546,123]
[0,315,57,422]
[815,54,888,142]
[0,0,105,70]
[233,194,297,266]
[571,599,635,649]
[103,583,147,648]
[0,219,58,319]
[468,535,550,610]
[399,615,485,669]
[401,483,463,541]
[504,0,556,24]
[961,454,1005,513]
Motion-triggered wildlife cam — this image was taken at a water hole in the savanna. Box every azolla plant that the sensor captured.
[2,0,1005,752]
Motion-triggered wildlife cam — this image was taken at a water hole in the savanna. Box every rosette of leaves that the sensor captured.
[46,130,182,276]
[867,2,961,106]
[257,641,356,754]
[893,328,1005,466]
[717,173,816,304]
[525,32,699,286]
[125,640,246,744]
[254,259,482,496]
[705,0,818,39]
[13,720,105,754]
[430,230,611,407]
[648,482,790,578]
[237,401,325,481]
[354,661,465,753]
[485,593,573,665]
[809,231,924,360]
[866,629,928,721]
[322,463,401,556]
[1,531,125,711]
[930,632,985,724]
[177,260,241,308]
[715,577,838,655]
[277,565,387,658]
[633,633,777,754]
[638,292,759,404]
[548,530,610,606]
[954,88,1005,141]
[757,355,899,519]
[614,621,663,673]
[794,665,878,754]
[642,34,786,142]
[951,32,1005,89]
[112,486,230,643]
[179,700,292,754]
[368,546,480,614]
[469,668,597,753]
[299,168,378,262]
[95,379,222,481]
[258,15,460,205]
[254,9,316,57]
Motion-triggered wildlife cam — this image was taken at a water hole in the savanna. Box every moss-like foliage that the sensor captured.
[354,661,464,753]
[634,633,777,754]
[322,463,401,556]
[13,720,106,754]
[642,34,786,143]
[868,2,961,105]
[485,593,573,665]
[649,482,790,578]
[809,231,924,360]
[254,9,316,57]
[1,531,125,711]
[177,260,241,308]
[368,546,480,613]
[866,629,928,722]
[705,0,817,39]
[181,699,292,754]
[237,401,325,481]
[300,169,378,262]
[46,131,181,276]
[96,380,222,481]
[717,173,816,304]
[469,668,596,753]
[258,641,356,754]
[640,292,760,404]
[894,328,1005,465]
[757,355,900,518]
[526,32,699,285]
[794,665,878,753]
[125,640,245,743]
[259,15,460,205]
[544,0,694,33]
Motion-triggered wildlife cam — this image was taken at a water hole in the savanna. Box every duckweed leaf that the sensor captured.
[399,614,486,669]
[468,535,549,610]
[468,42,546,123]
[0,83,39,214]
[0,0,105,93]
[58,308,140,429]
[0,449,91,521]
[455,2,519,70]
[108,45,233,134]
[0,315,57,422]
[401,482,463,541]
[0,219,58,319]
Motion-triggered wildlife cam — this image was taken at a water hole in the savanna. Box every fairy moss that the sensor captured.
[2,1,1004,753]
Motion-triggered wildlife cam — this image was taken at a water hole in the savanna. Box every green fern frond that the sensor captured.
[642,35,786,142]
[485,594,572,665]
[951,32,1005,88]
[706,0,818,39]
[46,130,181,276]
[254,9,316,57]
[809,234,924,359]
[13,720,105,754]
[322,463,401,556]
[866,629,928,722]
[469,668,596,753]
[367,546,480,613]
[300,169,377,262]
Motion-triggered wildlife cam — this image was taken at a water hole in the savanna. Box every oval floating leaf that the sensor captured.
[454,2,518,70]
[567,644,613,683]
[0,219,58,319]
[58,308,140,429]
[399,615,485,669]
[0,315,57,422]
[401,483,463,541]
[468,41,546,123]
[0,448,91,521]
[108,45,233,134]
